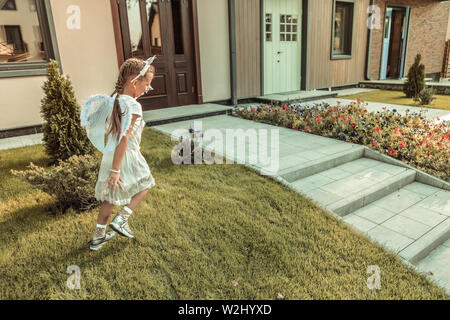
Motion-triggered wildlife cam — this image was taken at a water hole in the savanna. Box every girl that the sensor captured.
[81,57,156,251]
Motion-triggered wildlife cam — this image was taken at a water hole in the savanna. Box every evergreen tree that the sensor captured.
[403,53,425,98]
[40,59,95,165]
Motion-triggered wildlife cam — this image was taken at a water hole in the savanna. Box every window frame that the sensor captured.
[330,0,355,60]
[0,0,61,78]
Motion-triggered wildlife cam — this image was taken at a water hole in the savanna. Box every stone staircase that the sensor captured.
[283,153,450,291]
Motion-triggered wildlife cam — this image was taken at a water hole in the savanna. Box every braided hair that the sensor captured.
[107,58,156,142]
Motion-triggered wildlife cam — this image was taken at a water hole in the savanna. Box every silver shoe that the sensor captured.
[89,231,117,251]
[109,215,135,239]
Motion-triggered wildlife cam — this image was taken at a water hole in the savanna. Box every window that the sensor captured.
[1,0,17,10]
[0,0,60,78]
[331,0,354,59]
[280,14,298,42]
[265,13,272,42]
[126,0,163,58]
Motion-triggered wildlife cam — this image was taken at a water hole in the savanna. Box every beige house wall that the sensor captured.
[197,0,231,102]
[1,0,231,131]
[447,10,450,40]
[0,0,118,131]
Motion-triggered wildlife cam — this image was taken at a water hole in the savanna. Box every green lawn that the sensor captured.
[0,128,447,299]
[340,90,450,111]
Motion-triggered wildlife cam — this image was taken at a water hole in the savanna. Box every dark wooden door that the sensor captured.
[387,10,404,78]
[117,0,197,110]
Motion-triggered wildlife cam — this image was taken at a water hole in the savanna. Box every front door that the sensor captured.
[380,6,409,80]
[116,0,197,110]
[263,0,301,95]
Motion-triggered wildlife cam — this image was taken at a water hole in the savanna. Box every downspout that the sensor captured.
[365,0,375,80]
[228,0,238,105]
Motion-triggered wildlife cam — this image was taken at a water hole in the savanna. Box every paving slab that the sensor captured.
[353,203,397,225]
[0,133,44,151]
[399,205,448,228]
[381,215,433,240]
[144,103,232,124]
[366,225,415,253]
[415,190,450,216]
[417,244,450,293]
[343,213,378,233]
[371,188,428,214]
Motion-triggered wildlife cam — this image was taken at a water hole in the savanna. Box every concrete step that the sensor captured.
[254,91,338,104]
[289,157,416,216]
[400,219,450,265]
[279,146,364,183]
[416,242,450,293]
[343,181,450,267]
[144,104,233,127]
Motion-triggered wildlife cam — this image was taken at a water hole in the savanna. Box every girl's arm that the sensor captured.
[111,114,140,171]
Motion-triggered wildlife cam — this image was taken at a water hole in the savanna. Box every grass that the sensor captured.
[0,128,448,299]
[340,90,450,111]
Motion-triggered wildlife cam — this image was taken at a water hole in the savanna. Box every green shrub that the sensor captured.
[41,59,95,166]
[414,87,436,105]
[11,154,101,214]
[403,53,425,98]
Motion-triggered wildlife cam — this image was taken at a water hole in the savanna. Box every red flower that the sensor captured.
[351,122,356,127]
[372,141,377,149]
[305,126,311,131]
[399,141,406,148]
[294,126,299,130]
[357,99,361,104]
[252,110,256,113]
[389,149,396,156]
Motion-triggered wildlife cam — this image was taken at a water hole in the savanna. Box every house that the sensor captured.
[1,0,449,138]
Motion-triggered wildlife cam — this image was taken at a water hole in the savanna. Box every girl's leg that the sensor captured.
[97,201,115,225]
[110,189,149,238]
[93,201,114,239]
[90,201,116,250]
[126,188,149,211]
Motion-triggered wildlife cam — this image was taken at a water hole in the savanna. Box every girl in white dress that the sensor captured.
[81,57,156,251]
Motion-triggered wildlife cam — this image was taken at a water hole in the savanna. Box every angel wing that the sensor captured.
[80,94,134,154]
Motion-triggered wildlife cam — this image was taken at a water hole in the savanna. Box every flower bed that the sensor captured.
[233,100,450,183]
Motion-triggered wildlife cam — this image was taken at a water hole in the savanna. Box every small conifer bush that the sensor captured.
[40,59,94,165]
[403,53,426,98]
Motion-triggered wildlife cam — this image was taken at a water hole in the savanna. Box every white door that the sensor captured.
[263,0,302,95]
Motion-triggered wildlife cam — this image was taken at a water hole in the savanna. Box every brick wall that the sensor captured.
[369,0,450,79]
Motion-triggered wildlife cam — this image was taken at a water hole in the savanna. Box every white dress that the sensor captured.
[94,94,156,206]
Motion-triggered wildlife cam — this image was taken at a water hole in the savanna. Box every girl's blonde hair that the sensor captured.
[107,58,156,141]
